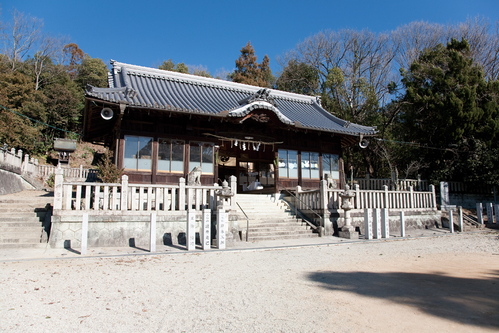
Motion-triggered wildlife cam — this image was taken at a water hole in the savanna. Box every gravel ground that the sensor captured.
[1,231,498,333]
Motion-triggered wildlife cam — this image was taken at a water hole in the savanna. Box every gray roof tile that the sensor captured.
[86,60,377,136]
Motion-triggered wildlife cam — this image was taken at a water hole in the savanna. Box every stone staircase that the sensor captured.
[0,190,53,249]
[236,194,318,241]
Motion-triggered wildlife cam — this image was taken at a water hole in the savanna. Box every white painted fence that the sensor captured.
[53,170,237,213]
[350,175,429,191]
[296,183,437,212]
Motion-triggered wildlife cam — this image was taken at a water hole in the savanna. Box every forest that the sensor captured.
[1,9,498,186]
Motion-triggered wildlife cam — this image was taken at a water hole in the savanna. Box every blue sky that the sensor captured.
[3,0,499,76]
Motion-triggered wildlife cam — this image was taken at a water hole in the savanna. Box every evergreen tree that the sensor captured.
[230,41,274,87]
[398,38,499,180]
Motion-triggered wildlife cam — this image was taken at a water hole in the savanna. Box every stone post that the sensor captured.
[120,175,128,211]
[495,204,499,225]
[150,212,156,252]
[23,154,29,173]
[186,210,196,251]
[354,184,360,209]
[440,182,450,210]
[449,210,454,233]
[383,185,389,209]
[381,208,389,238]
[477,203,483,224]
[81,213,88,255]
[364,209,373,240]
[17,149,22,169]
[486,203,494,224]
[54,168,64,210]
[202,209,211,250]
[179,177,186,211]
[458,206,464,232]
[400,211,406,237]
[320,179,328,236]
[217,206,226,249]
[373,208,382,239]
[429,185,437,209]
[230,175,237,211]
[409,186,414,209]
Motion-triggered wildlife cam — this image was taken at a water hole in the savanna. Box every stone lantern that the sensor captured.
[338,184,359,239]
[215,180,234,209]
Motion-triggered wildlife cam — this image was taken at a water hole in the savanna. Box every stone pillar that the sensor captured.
[477,203,483,224]
[429,184,437,208]
[120,175,128,211]
[354,184,360,209]
[364,209,373,240]
[320,179,328,236]
[449,210,454,233]
[217,206,226,249]
[150,212,156,252]
[54,168,64,210]
[381,208,389,238]
[373,208,382,239]
[186,210,196,251]
[486,203,494,224]
[400,211,405,237]
[440,181,450,210]
[495,204,499,225]
[81,213,88,255]
[179,178,186,211]
[383,185,389,209]
[458,206,464,232]
[23,154,29,173]
[230,175,237,211]
[202,209,211,250]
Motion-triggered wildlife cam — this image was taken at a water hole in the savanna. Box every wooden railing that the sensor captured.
[297,182,437,212]
[53,171,237,213]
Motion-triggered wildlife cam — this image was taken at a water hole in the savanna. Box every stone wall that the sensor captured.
[0,168,34,195]
[49,211,241,249]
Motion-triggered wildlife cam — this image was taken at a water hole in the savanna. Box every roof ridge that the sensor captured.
[110,60,317,104]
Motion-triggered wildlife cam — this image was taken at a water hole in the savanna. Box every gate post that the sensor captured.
[186,210,196,251]
[364,208,373,240]
[202,209,211,250]
[217,206,226,249]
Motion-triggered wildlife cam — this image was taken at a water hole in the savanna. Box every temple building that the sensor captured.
[83,60,376,193]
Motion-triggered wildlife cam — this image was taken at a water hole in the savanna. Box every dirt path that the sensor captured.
[1,232,498,332]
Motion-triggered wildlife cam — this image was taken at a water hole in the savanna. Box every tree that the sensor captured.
[275,59,319,95]
[397,38,499,180]
[75,55,108,89]
[1,8,43,71]
[158,59,189,74]
[63,43,84,80]
[230,41,274,87]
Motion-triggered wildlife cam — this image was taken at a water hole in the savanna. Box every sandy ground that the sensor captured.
[0,231,498,333]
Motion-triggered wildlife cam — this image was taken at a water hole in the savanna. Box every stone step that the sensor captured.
[248,233,318,241]
[0,216,43,223]
[0,242,47,249]
[248,226,311,232]
[0,222,44,228]
[0,236,43,244]
[0,223,43,233]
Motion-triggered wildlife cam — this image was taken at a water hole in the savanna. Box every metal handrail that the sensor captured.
[277,182,323,236]
[236,202,250,242]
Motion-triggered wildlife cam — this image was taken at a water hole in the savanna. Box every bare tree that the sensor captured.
[2,9,43,71]
[454,16,499,81]
[391,21,448,72]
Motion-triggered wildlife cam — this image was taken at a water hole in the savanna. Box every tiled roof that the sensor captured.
[86,60,377,136]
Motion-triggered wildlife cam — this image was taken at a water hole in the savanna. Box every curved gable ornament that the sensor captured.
[228,101,294,125]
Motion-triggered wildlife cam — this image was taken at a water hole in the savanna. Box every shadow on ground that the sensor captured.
[308,269,499,329]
